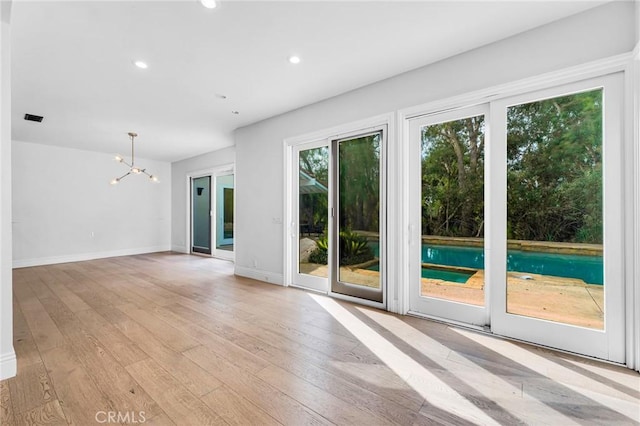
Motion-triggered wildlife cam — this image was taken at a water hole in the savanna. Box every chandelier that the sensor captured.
[110,132,158,185]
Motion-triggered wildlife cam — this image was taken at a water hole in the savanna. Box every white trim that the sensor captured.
[399,52,632,121]
[631,49,640,372]
[12,245,171,268]
[171,245,188,253]
[0,350,16,381]
[283,137,292,287]
[235,266,284,286]
[284,113,395,147]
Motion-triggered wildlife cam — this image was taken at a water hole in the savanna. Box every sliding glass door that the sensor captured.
[407,73,625,362]
[490,74,625,362]
[290,127,386,305]
[408,106,488,325]
[331,131,384,303]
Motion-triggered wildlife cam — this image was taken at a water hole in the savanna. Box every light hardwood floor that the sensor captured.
[1,252,639,425]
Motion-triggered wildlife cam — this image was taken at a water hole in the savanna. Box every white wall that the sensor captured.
[234,2,636,285]
[12,141,171,267]
[0,0,15,380]
[171,146,235,252]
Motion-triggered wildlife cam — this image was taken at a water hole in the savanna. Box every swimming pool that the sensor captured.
[368,242,603,285]
[366,263,474,283]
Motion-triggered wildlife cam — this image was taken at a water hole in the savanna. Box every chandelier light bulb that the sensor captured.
[115,155,123,162]
[150,175,159,182]
[132,167,141,174]
[200,0,217,9]
[110,178,119,185]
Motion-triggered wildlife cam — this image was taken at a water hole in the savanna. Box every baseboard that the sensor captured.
[171,245,188,254]
[234,266,284,286]
[0,350,16,380]
[12,245,172,269]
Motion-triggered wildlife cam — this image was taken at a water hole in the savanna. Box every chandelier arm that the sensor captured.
[118,171,131,181]
[131,134,135,166]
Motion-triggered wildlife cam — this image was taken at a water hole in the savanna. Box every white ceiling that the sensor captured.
[11,1,607,162]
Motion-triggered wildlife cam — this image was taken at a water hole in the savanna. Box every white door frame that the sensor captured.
[290,139,330,293]
[489,73,625,362]
[283,113,394,310]
[185,164,235,261]
[407,104,490,327]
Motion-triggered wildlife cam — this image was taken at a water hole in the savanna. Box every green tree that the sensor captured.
[506,89,603,243]
[421,115,485,237]
[339,134,380,232]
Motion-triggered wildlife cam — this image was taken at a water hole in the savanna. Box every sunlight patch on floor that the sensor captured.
[451,327,640,422]
[357,307,583,424]
[309,294,501,425]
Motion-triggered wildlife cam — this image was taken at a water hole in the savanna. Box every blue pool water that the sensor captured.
[367,263,474,283]
[368,242,603,285]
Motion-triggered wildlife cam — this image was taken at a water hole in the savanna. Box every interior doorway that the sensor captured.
[189,166,235,261]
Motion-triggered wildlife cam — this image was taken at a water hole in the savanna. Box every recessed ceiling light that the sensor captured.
[200,0,217,9]
[289,56,301,64]
[134,60,148,69]
[231,111,239,115]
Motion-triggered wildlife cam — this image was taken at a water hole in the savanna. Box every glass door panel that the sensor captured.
[491,73,624,363]
[420,114,485,306]
[191,176,211,254]
[506,89,604,329]
[292,142,330,293]
[331,130,383,303]
[215,174,234,252]
[409,106,488,326]
[298,146,329,279]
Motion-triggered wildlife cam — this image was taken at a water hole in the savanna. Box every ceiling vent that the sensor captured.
[24,113,44,122]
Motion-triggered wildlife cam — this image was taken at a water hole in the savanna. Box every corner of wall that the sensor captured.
[0,0,15,381]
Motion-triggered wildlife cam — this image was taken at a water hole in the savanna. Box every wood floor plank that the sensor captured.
[0,380,15,426]
[168,300,427,413]
[246,341,420,425]
[12,298,43,369]
[116,303,200,353]
[183,345,333,425]
[12,274,65,353]
[66,331,163,420]
[256,364,391,425]
[8,362,56,415]
[73,308,149,367]
[200,385,282,426]
[14,399,67,426]
[114,318,222,397]
[150,303,270,374]
[35,269,92,313]
[125,358,227,426]
[30,284,164,421]
[40,345,114,426]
